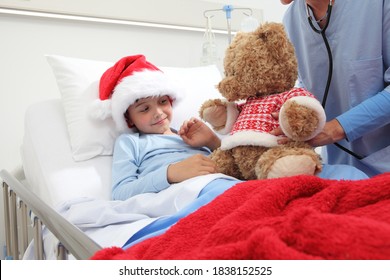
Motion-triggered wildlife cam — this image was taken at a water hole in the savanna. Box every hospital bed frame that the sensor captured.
[1,168,102,260]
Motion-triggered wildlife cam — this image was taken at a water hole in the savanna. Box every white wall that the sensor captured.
[0,0,286,30]
[0,0,288,260]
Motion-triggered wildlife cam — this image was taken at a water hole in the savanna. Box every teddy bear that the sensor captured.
[199,22,326,180]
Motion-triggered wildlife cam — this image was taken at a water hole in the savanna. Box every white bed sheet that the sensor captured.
[21,99,112,208]
[22,171,233,259]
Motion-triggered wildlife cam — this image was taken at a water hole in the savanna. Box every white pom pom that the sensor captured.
[88,99,112,120]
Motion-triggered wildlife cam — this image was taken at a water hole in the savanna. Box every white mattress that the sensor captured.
[21,99,112,208]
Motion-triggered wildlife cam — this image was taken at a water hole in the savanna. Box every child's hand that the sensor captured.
[269,112,289,145]
[178,118,221,150]
[167,154,218,183]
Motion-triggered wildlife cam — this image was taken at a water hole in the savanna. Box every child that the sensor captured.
[113,95,226,200]
[92,55,239,200]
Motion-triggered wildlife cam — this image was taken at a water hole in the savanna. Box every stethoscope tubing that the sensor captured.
[306,2,364,160]
[306,3,333,107]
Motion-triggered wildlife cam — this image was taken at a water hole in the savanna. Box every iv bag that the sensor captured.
[200,16,219,66]
[240,16,259,32]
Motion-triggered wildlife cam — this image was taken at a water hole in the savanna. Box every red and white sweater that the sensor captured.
[219,88,325,150]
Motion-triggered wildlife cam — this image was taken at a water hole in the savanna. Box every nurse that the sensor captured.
[276,0,390,177]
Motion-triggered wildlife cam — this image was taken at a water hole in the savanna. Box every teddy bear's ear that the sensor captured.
[255,23,296,62]
[256,23,287,45]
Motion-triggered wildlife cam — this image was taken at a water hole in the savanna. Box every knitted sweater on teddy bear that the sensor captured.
[221,87,318,150]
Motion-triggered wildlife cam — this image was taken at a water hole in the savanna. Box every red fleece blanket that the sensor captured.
[92,173,390,260]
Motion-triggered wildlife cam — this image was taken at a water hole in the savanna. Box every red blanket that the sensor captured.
[92,173,390,260]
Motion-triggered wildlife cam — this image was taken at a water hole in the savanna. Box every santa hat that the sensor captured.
[90,55,182,132]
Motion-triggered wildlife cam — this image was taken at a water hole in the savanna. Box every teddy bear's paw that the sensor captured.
[202,105,227,128]
[267,155,317,179]
[199,99,229,130]
[279,96,326,141]
[279,101,320,141]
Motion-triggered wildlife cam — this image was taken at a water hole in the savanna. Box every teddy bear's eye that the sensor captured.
[225,63,236,76]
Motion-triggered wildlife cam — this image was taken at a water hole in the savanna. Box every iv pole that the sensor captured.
[203,5,253,44]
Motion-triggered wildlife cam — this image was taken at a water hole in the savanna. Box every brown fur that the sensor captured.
[200,22,324,180]
[282,101,320,141]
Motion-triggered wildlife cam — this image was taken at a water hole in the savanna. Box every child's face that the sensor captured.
[126,95,174,134]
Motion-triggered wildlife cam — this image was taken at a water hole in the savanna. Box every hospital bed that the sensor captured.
[1,54,224,259]
[2,55,390,260]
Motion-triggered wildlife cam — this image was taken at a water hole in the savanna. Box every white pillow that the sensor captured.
[46,54,222,161]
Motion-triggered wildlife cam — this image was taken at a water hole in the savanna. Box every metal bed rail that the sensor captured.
[1,169,102,260]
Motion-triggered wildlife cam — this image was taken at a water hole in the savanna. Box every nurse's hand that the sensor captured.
[307,119,346,147]
[269,112,289,144]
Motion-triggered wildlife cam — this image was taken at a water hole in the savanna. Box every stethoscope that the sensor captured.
[306,0,364,160]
